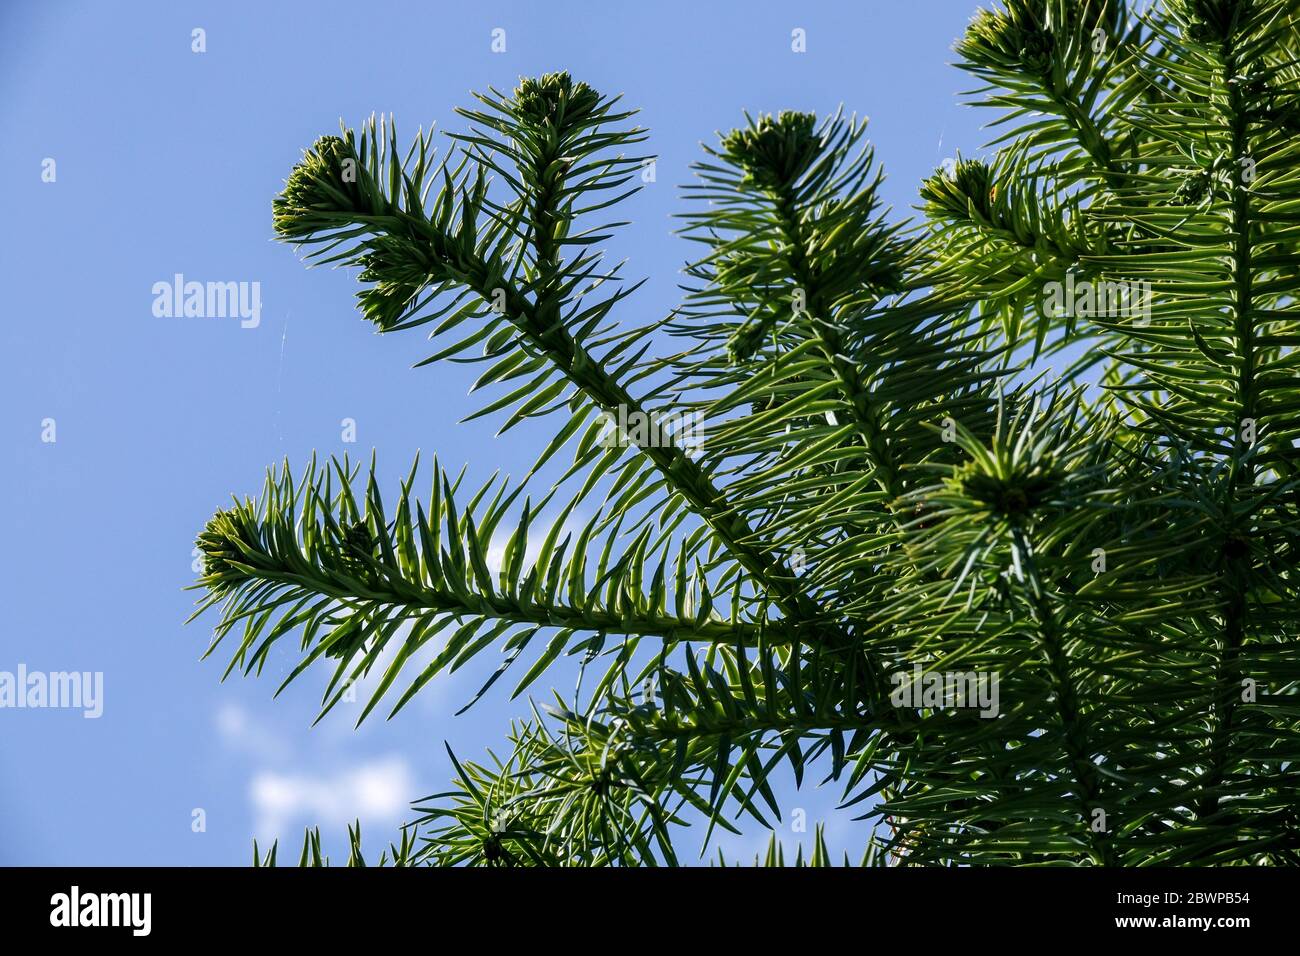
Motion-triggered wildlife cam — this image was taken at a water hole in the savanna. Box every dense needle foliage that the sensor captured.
[193,1,1300,865]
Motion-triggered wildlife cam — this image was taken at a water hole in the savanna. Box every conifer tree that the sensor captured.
[194,1,1300,865]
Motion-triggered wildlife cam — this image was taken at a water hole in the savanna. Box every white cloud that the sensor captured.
[214,702,291,764]
[249,755,416,842]
[213,702,423,849]
[486,511,584,577]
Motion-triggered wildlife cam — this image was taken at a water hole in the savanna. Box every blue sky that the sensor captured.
[0,0,989,865]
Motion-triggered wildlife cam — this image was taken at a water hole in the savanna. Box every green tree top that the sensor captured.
[195,0,1300,866]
